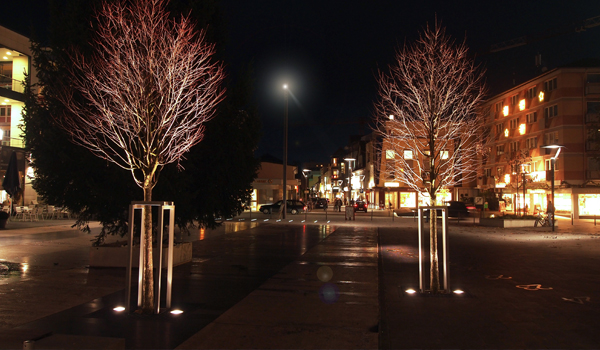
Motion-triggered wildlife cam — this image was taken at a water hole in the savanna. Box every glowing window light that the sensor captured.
[170,309,184,315]
[504,128,509,137]
[519,99,526,111]
[519,124,526,135]
[504,174,511,184]
[538,91,544,102]
[113,306,125,312]
[389,114,394,120]
[503,105,509,116]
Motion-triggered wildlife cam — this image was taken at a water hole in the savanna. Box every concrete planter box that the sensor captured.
[480,218,538,228]
[89,242,192,268]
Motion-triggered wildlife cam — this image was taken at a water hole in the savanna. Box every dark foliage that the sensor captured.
[22,0,260,241]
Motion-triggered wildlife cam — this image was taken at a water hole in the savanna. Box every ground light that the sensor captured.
[453,289,465,295]
[170,309,184,315]
[113,306,126,312]
[405,289,417,294]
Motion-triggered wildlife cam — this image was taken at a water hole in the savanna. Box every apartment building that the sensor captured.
[480,61,600,218]
[0,25,38,205]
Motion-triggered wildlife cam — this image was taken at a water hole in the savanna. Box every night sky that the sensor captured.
[3,0,600,164]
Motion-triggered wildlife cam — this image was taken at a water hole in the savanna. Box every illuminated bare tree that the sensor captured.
[374,24,486,293]
[58,0,224,313]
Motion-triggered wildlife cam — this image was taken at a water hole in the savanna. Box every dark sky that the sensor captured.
[3,0,600,164]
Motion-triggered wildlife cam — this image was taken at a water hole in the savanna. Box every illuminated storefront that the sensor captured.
[579,194,600,216]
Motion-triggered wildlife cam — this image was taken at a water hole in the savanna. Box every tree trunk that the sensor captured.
[429,208,440,293]
[140,185,154,314]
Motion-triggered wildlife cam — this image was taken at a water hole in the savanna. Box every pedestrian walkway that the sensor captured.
[0,215,599,349]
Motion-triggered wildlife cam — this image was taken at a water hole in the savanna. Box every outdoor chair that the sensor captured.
[45,206,57,220]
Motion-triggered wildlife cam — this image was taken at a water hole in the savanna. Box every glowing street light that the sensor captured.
[541,144,565,232]
[282,84,289,219]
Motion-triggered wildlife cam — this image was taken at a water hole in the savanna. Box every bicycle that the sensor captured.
[534,213,551,227]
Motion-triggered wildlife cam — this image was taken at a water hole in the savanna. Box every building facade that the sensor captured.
[0,25,37,205]
[480,63,600,218]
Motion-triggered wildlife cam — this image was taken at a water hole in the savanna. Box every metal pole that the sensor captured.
[418,208,423,292]
[282,88,288,220]
[551,158,555,232]
[523,172,527,216]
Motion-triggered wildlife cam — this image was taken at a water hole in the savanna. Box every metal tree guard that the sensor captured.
[417,206,449,293]
[126,201,175,314]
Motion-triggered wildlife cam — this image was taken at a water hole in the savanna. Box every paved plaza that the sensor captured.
[0,210,598,348]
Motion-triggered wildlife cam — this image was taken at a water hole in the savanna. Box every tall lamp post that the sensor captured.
[302,169,311,205]
[542,145,565,232]
[344,158,356,204]
[282,84,289,219]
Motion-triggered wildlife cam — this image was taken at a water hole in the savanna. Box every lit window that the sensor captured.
[504,128,509,137]
[386,150,395,159]
[504,174,511,184]
[503,105,509,116]
[403,150,413,159]
[440,150,449,159]
[519,124,526,135]
[538,91,544,102]
[519,99,526,111]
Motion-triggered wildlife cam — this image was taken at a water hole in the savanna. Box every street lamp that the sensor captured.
[282,84,289,219]
[302,169,311,205]
[541,145,565,231]
[344,158,356,203]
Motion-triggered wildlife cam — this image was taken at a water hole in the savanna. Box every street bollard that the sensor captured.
[23,340,34,350]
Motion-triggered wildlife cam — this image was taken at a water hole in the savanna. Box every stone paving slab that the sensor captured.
[177,226,379,349]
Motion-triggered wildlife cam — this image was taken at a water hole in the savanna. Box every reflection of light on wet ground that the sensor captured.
[199,228,205,240]
[383,244,420,263]
[223,221,260,233]
[0,261,28,283]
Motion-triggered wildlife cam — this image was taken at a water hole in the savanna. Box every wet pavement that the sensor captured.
[0,212,599,348]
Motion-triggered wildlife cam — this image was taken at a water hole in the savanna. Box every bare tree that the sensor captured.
[374,24,486,293]
[58,0,224,313]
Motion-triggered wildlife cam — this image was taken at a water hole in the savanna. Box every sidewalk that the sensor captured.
[1,215,599,349]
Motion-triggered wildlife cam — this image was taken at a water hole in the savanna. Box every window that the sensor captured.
[544,131,559,145]
[440,150,449,159]
[495,123,503,135]
[503,105,509,116]
[544,105,558,118]
[526,86,537,99]
[586,102,600,123]
[509,118,519,129]
[544,77,557,92]
[497,167,504,176]
[332,169,339,179]
[509,141,519,153]
[496,145,504,155]
[0,105,10,117]
[403,150,413,159]
[484,168,492,177]
[385,150,395,159]
[495,102,503,113]
[545,158,558,171]
[511,94,519,106]
[587,74,600,83]
[526,137,538,149]
[522,163,532,173]
[526,112,537,124]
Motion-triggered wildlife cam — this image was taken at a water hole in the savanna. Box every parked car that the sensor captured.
[259,200,306,215]
[353,200,367,212]
[311,198,328,209]
[422,201,469,219]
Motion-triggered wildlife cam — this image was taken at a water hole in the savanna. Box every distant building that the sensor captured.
[479,61,600,218]
[250,155,299,210]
